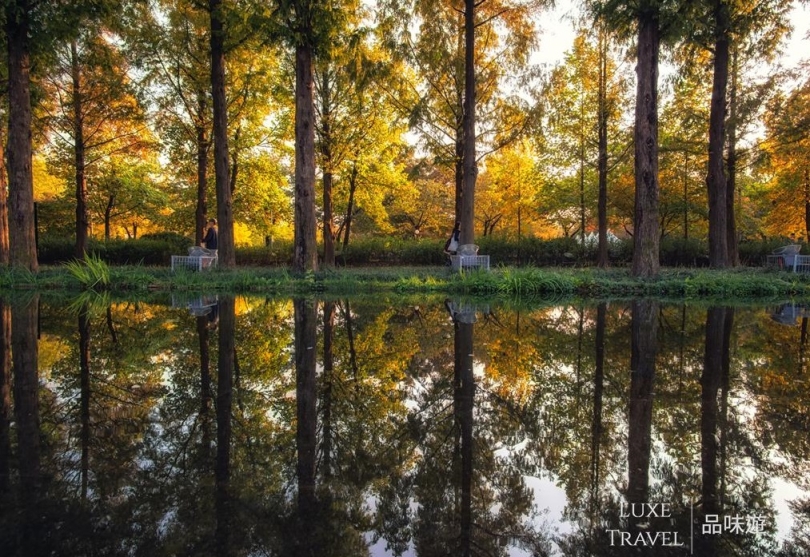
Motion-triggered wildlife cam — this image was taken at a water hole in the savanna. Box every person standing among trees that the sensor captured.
[444,221,461,255]
[202,218,218,253]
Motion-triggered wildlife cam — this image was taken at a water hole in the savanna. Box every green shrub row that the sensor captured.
[39,233,193,266]
[36,234,793,268]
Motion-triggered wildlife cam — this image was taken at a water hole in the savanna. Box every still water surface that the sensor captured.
[0,295,808,556]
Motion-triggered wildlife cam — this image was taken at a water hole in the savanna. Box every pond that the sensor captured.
[0,295,808,556]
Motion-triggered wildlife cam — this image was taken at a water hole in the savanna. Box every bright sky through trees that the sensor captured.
[534,0,810,71]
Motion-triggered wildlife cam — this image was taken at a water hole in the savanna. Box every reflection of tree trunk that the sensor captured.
[197,315,212,464]
[12,296,40,549]
[590,303,606,515]
[800,317,807,376]
[322,301,336,480]
[342,300,359,383]
[627,300,657,520]
[453,316,475,556]
[699,307,726,556]
[719,308,733,507]
[106,305,117,344]
[0,303,11,494]
[79,304,91,501]
[295,299,318,517]
[216,297,235,557]
[342,164,358,251]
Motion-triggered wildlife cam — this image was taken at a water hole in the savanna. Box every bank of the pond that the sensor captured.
[2,264,810,301]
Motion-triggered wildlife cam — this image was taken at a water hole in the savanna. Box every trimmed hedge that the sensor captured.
[35,234,792,268]
[39,236,194,266]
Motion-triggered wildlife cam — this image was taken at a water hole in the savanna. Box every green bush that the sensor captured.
[34,232,799,269]
[38,236,193,266]
[236,242,293,266]
[659,237,708,267]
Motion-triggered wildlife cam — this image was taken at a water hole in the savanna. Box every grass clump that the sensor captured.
[65,253,111,291]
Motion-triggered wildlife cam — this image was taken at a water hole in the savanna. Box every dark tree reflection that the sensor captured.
[627,299,658,522]
[0,297,802,556]
[1,296,42,556]
[216,296,235,557]
[0,301,11,496]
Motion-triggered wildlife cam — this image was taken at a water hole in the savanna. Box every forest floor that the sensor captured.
[2,264,810,303]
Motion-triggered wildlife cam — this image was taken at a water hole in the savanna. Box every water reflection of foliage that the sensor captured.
[0,297,806,556]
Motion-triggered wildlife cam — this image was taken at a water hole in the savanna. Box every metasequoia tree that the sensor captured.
[761,81,810,240]
[591,0,692,277]
[540,29,629,251]
[685,0,791,267]
[5,0,37,270]
[659,71,710,240]
[43,26,149,256]
[270,0,344,273]
[208,0,235,266]
[379,0,543,241]
[133,0,213,245]
[313,1,409,265]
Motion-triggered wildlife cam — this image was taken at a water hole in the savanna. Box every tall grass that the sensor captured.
[65,253,111,291]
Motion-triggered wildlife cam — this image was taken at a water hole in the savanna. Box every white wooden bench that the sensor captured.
[171,255,218,271]
[450,254,490,271]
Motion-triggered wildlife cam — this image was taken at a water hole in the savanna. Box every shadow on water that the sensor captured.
[0,294,808,556]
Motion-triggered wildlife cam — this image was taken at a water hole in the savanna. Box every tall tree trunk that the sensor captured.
[804,169,810,244]
[707,0,730,268]
[195,90,209,246]
[6,0,38,271]
[0,132,9,265]
[104,194,114,240]
[627,299,657,525]
[683,151,689,240]
[726,47,739,266]
[293,43,318,273]
[72,40,89,258]
[342,163,358,251]
[321,68,335,268]
[455,135,464,226]
[215,296,235,556]
[209,0,235,267]
[632,15,660,277]
[70,40,90,259]
[460,0,477,245]
[597,24,609,268]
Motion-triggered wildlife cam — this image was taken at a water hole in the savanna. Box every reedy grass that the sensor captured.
[1,263,809,302]
[64,253,111,291]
